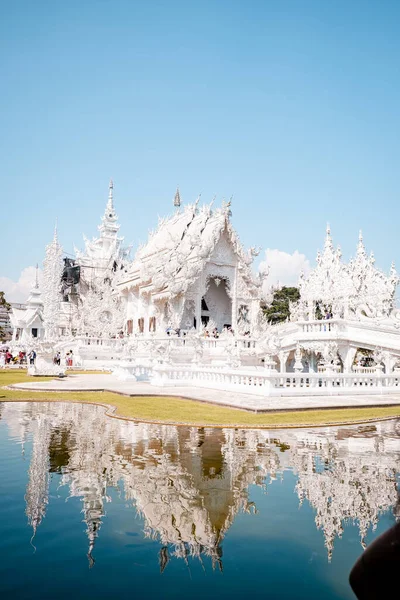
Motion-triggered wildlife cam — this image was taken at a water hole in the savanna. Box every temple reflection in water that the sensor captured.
[1,402,400,567]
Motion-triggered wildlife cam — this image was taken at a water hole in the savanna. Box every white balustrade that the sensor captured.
[150,365,400,397]
[352,366,377,374]
[301,320,339,334]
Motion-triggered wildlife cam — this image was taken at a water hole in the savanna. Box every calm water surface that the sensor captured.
[0,402,399,599]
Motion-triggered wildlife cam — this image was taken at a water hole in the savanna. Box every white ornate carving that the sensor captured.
[117,199,262,335]
[298,227,398,321]
[42,225,63,338]
[293,343,303,372]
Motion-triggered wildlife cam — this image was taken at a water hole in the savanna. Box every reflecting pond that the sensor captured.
[0,402,399,599]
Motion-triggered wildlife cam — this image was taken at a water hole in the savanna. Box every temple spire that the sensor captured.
[174,187,181,209]
[35,263,39,289]
[107,179,114,212]
[324,223,333,251]
[357,229,366,256]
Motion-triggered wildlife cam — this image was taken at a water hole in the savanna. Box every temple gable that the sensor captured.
[208,231,237,266]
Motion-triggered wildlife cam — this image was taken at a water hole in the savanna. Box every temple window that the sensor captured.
[138,318,144,333]
[32,328,38,338]
[201,298,209,311]
[149,317,156,332]
[238,305,249,324]
[127,320,133,334]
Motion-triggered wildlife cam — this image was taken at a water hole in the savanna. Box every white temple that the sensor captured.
[10,182,400,401]
[10,266,44,344]
[116,193,264,335]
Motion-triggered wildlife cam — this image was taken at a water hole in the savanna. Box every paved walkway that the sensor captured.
[8,374,400,412]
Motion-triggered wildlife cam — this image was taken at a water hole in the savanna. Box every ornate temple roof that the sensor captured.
[298,226,399,318]
[117,197,261,299]
[10,267,43,329]
[75,180,129,271]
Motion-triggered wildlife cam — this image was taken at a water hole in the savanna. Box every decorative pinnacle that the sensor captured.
[108,179,114,208]
[174,187,181,208]
[357,229,366,255]
[35,263,39,289]
[324,223,333,250]
[103,180,115,220]
[54,218,58,242]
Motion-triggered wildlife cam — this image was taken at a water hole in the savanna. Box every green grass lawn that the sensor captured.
[1,369,400,428]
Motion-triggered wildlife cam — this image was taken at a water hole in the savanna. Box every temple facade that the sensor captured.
[10,268,44,344]
[116,192,266,336]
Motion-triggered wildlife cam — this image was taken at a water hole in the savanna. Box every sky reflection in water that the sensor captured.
[0,401,399,600]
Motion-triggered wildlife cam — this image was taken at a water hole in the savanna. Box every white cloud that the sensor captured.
[259,249,311,297]
[0,266,43,303]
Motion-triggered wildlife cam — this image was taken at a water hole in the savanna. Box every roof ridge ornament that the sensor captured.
[107,179,114,212]
[324,222,333,251]
[357,229,366,256]
[174,187,181,209]
[222,199,232,218]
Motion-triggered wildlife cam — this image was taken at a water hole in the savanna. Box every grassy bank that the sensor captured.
[1,370,400,428]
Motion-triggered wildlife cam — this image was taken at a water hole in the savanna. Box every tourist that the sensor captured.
[6,351,13,364]
[28,350,36,365]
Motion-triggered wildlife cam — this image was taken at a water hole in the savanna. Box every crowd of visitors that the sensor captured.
[0,349,27,367]
[0,348,74,369]
[165,325,237,339]
[54,350,73,367]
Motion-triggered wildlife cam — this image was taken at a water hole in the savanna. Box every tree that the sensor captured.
[263,286,300,324]
[0,292,10,311]
[0,291,11,340]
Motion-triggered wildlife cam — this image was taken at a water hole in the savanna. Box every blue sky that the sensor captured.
[1,0,400,297]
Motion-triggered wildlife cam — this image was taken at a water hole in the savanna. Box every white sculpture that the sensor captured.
[42,224,63,339]
[293,343,303,372]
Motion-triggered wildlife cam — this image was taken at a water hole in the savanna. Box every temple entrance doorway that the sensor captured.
[202,277,232,331]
